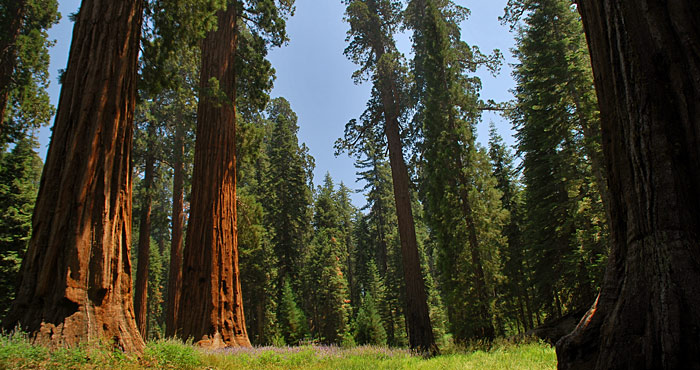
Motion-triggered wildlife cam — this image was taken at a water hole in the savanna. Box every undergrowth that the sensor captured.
[0,332,556,369]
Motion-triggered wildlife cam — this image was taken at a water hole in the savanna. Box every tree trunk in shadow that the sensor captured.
[557,1,700,368]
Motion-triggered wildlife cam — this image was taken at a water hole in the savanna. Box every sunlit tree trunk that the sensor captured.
[557,1,700,368]
[1,0,144,352]
[175,4,250,348]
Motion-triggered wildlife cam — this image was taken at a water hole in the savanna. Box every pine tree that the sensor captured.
[303,228,351,345]
[0,0,59,144]
[406,0,505,342]
[278,278,308,345]
[509,0,608,321]
[264,97,314,288]
[342,0,436,353]
[0,134,42,321]
[488,124,533,333]
[355,291,387,345]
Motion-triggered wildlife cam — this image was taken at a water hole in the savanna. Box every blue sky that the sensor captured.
[40,0,517,207]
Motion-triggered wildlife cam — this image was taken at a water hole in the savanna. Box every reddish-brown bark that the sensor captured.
[175,4,250,349]
[1,0,144,352]
[165,119,185,338]
[557,1,700,369]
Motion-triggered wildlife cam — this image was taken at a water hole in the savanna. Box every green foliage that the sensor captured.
[509,0,608,320]
[355,291,387,345]
[264,98,314,286]
[406,0,506,342]
[144,339,202,369]
[278,278,308,345]
[303,227,351,345]
[0,134,42,320]
[0,0,59,146]
[0,332,557,369]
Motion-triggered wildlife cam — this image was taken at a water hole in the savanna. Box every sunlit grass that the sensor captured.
[0,332,556,369]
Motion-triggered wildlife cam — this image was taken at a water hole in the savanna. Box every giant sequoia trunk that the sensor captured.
[0,0,26,133]
[166,118,185,337]
[1,0,144,351]
[175,5,250,348]
[556,1,700,369]
[134,123,155,339]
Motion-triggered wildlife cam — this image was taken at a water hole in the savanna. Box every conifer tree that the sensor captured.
[278,278,308,345]
[0,134,42,321]
[488,124,533,333]
[0,0,59,144]
[3,0,145,351]
[264,97,314,288]
[508,0,608,321]
[406,0,505,341]
[177,0,293,348]
[342,0,436,354]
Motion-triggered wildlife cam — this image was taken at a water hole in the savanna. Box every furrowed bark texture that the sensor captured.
[165,120,185,337]
[0,0,26,133]
[176,5,250,348]
[557,1,700,369]
[1,0,144,352]
[134,125,155,339]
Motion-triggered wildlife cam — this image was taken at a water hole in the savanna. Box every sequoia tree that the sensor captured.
[556,1,700,369]
[176,4,250,348]
[343,0,437,355]
[176,0,291,348]
[1,0,145,351]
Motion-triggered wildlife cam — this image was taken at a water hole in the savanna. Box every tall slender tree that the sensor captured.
[406,0,504,341]
[2,0,145,351]
[342,0,437,355]
[557,1,700,368]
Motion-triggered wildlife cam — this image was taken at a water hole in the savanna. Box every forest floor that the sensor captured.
[1,334,556,369]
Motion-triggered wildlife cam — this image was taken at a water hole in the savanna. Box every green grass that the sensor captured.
[0,333,556,369]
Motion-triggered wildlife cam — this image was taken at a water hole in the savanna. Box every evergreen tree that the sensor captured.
[0,134,42,321]
[303,228,351,345]
[355,291,387,345]
[278,278,308,345]
[509,0,608,321]
[264,97,314,288]
[341,0,437,354]
[488,123,533,333]
[558,1,700,368]
[0,0,59,145]
[406,0,505,341]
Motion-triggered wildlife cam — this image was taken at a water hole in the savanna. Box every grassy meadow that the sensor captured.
[0,333,556,369]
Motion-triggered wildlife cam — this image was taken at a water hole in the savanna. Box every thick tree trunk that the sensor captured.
[557,1,700,369]
[166,117,185,337]
[134,124,155,339]
[175,5,250,349]
[0,0,26,133]
[1,0,144,352]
